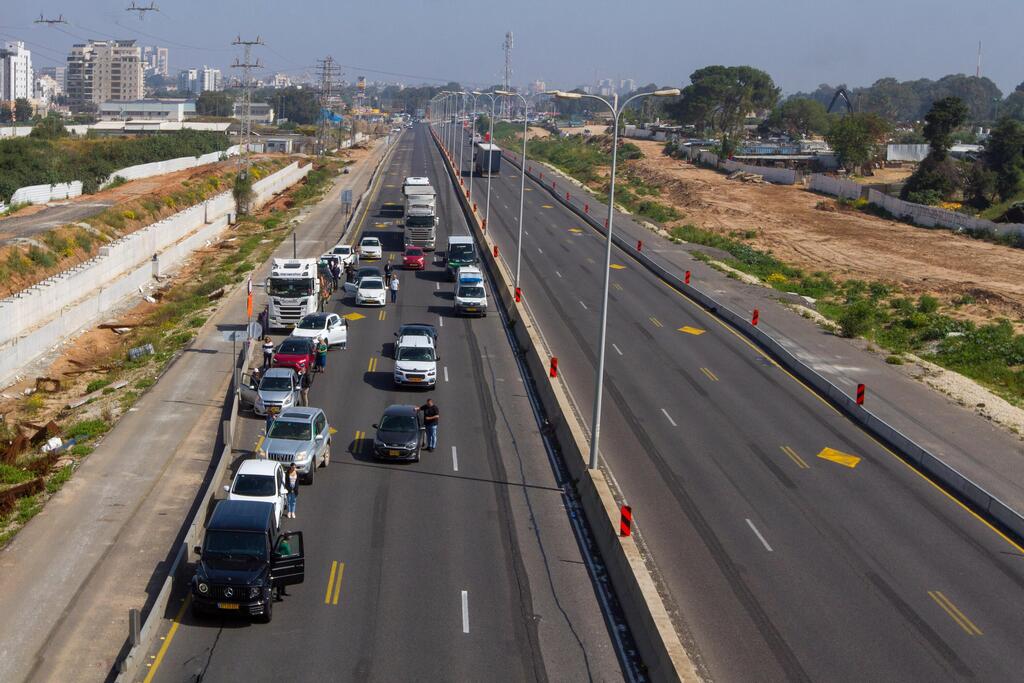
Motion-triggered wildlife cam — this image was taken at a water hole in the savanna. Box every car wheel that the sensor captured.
[257,591,273,623]
[322,444,331,467]
[304,463,314,485]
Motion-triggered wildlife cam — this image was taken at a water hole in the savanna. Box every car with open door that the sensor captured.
[291,312,348,348]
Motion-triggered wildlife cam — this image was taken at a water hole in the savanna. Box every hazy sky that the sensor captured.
[3,0,1023,95]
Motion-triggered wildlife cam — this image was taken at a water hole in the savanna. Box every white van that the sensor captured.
[394,334,439,387]
[453,266,487,317]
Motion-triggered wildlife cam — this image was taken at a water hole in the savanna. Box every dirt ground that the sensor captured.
[560,125,608,136]
[628,139,1024,322]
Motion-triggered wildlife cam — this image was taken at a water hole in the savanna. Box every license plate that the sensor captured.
[218,602,240,610]
[410,377,422,382]
[388,449,401,457]
[465,307,477,312]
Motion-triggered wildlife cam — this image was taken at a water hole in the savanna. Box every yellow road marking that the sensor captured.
[378,309,387,321]
[700,367,719,382]
[367,357,378,372]
[678,325,705,336]
[612,282,623,291]
[254,435,264,451]
[524,187,533,191]
[610,264,626,270]
[142,596,189,683]
[342,312,365,321]
[332,562,345,605]
[541,204,554,208]
[781,446,809,469]
[817,447,861,469]
[328,426,337,435]
[388,253,394,262]
[353,430,365,454]
[569,228,583,233]
[324,560,338,604]
[929,591,983,635]
[649,316,663,328]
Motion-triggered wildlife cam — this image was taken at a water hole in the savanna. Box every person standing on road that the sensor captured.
[330,261,341,290]
[389,274,399,303]
[345,263,355,283]
[299,369,311,406]
[384,261,393,279]
[262,336,274,369]
[419,399,439,451]
[257,306,269,337]
[284,464,299,519]
[315,336,328,374]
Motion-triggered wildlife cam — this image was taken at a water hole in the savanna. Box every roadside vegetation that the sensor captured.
[0,155,349,547]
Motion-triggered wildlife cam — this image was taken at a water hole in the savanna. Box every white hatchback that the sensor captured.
[224,459,287,529]
[359,237,383,260]
[292,312,348,348]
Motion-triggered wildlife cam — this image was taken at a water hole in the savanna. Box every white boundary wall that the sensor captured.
[10,181,84,205]
[808,174,863,201]
[0,161,310,386]
[867,189,1024,238]
[722,158,801,185]
[100,146,241,188]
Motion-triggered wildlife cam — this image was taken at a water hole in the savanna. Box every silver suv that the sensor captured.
[241,367,300,416]
[258,407,331,485]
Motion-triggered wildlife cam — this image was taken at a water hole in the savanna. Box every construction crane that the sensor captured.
[34,13,67,25]
[126,1,159,19]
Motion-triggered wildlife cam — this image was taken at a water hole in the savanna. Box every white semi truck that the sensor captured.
[265,258,322,330]
[403,180,438,250]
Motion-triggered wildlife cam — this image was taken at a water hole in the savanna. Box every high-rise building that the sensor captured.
[178,66,221,95]
[199,66,221,93]
[618,78,636,95]
[597,78,615,97]
[38,65,66,92]
[272,73,291,88]
[0,41,33,102]
[142,46,170,77]
[66,40,143,108]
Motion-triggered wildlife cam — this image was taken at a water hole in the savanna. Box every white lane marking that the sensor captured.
[746,519,774,552]
[537,247,543,254]
[439,315,444,328]
[579,300,588,310]
[435,282,439,290]
[444,366,449,382]
[461,590,470,633]
[661,408,677,427]
[555,270,562,278]
[452,446,459,471]
[525,230,529,236]
[612,343,623,356]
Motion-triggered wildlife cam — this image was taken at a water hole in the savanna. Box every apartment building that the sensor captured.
[66,40,144,108]
[0,41,33,102]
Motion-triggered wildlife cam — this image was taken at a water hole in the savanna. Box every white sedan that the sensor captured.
[359,236,383,260]
[291,312,348,348]
[224,459,287,530]
[354,276,386,306]
[328,244,358,267]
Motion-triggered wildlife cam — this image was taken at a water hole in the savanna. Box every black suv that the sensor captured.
[191,499,305,623]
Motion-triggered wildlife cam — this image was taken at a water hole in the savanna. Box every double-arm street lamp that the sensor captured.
[494,89,530,289]
[472,91,497,230]
[549,88,681,470]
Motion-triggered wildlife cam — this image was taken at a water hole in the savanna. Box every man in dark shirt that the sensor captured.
[418,399,439,451]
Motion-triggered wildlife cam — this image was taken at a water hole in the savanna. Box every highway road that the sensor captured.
[142,129,630,681]
[440,123,1024,681]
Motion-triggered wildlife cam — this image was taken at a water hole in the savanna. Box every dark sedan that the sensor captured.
[372,405,421,462]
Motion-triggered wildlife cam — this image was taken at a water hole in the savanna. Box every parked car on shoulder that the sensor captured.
[258,407,332,485]
[224,459,287,530]
[240,367,300,416]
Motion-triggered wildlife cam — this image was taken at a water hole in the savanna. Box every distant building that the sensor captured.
[597,78,615,97]
[618,79,636,95]
[0,41,33,101]
[143,46,169,77]
[528,79,546,96]
[272,73,291,88]
[38,66,66,93]
[99,99,195,122]
[178,66,221,95]
[232,101,274,124]
[66,40,144,108]
[34,74,61,107]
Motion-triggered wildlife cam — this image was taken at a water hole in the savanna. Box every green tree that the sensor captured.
[825,112,890,171]
[667,65,780,156]
[764,98,829,137]
[475,114,491,136]
[985,117,1024,201]
[901,97,969,202]
[29,113,67,139]
[14,98,32,123]
[232,170,253,215]
[962,159,997,209]
[0,103,12,124]
[195,90,234,117]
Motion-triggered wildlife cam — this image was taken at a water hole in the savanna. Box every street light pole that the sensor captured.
[468,93,479,204]
[552,88,680,470]
[495,89,531,288]
[473,93,497,231]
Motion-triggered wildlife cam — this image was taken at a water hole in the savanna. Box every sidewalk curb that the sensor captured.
[502,148,1024,549]
[431,130,699,682]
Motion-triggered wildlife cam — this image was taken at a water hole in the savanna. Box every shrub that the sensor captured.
[838,300,877,338]
[27,246,56,268]
[917,295,940,314]
[64,419,111,441]
[85,378,111,394]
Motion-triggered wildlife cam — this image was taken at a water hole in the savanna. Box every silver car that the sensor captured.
[258,407,331,485]
[240,367,300,416]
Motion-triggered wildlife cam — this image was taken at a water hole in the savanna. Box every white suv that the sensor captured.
[394,334,438,387]
[359,237,383,260]
[224,459,287,529]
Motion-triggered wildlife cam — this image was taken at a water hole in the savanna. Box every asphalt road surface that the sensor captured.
[445,123,1024,682]
[143,129,628,682]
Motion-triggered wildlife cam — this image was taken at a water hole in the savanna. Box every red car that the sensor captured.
[403,246,426,270]
[271,336,316,375]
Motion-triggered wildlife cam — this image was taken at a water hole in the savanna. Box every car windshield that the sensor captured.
[268,420,312,440]
[458,286,485,298]
[278,339,312,354]
[204,530,267,561]
[405,248,423,256]
[380,415,417,431]
[358,269,381,279]
[361,280,384,290]
[260,376,292,392]
[268,277,314,297]
[297,316,327,330]
[398,347,435,362]
[450,244,475,259]
[406,215,434,227]
[332,246,351,254]
[362,239,380,247]
[232,474,277,497]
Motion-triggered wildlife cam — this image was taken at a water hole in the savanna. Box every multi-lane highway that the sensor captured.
[143,130,629,681]
[438,122,1024,681]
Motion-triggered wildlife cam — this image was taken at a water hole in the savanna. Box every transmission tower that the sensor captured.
[315,56,341,155]
[231,35,263,174]
[501,31,513,119]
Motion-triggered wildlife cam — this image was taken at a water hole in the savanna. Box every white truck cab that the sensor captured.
[453,265,487,316]
[265,258,321,330]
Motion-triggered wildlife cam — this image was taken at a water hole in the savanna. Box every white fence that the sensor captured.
[9,181,84,206]
[0,161,310,387]
[721,158,801,185]
[866,189,1024,238]
[100,145,241,188]
[808,174,864,201]
[887,144,929,162]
